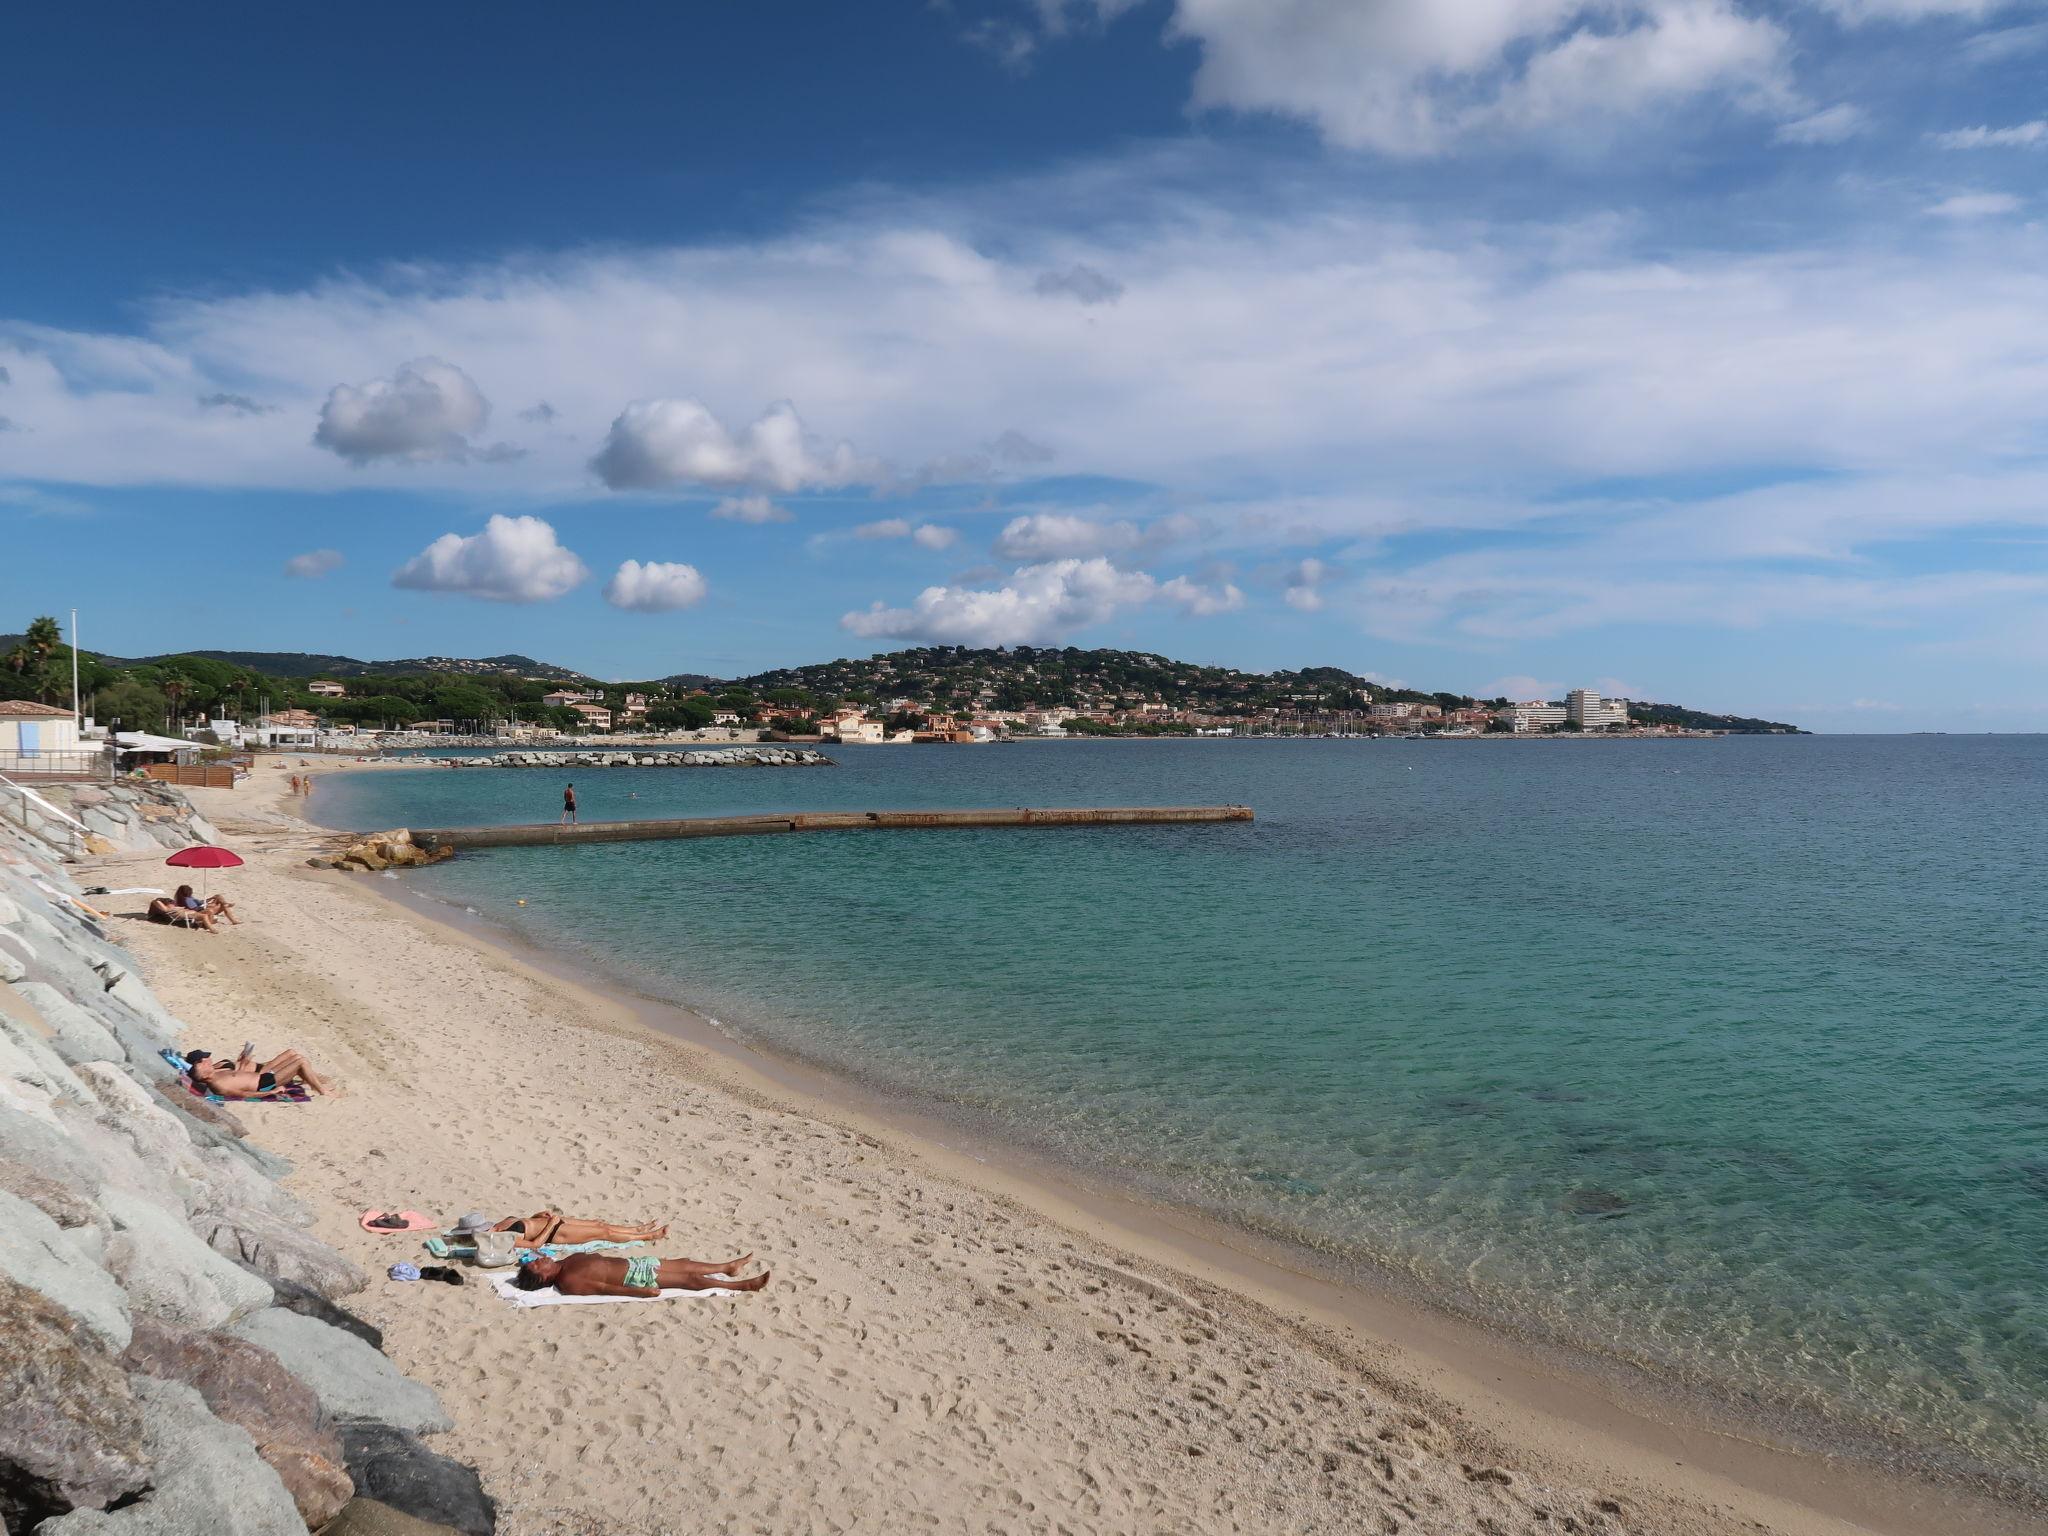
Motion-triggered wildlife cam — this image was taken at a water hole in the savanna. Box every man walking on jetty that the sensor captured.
[561,782,577,825]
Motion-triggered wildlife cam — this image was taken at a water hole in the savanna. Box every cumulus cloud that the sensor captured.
[284,548,344,579]
[855,518,913,539]
[1033,264,1125,304]
[590,398,864,492]
[314,357,490,464]
[604,559,709,612]
[711,494,793,524]
[993,512,1142,559]
[1775,104,1868,144]
[842,556,1241,645]
[1485,675,1561,702]
[1925,191,2022,217]
[391,513,588,603]
[1931,120,2048,149]
[846,517,958,549]
[1282,557,1329,611]
[913,523,959,550]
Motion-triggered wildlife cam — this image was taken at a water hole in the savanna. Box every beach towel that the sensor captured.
[488,1271,741,1308]
[424,1235,643,1262]
[158,1048,312,1104]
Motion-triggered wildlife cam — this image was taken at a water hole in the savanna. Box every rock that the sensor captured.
[0,946,22,982]
[0,1157,102,1236]
[188,1206,367,1298]
[69,1064,191,1177]
[266,1279,384,1352]
[0,1191,131,1350]
[80,834,118,857]
[0,1277,149,1530]
[337,1426,494,1536]
[100,1187,273,1330]
[122,1315,352,1530]
[1562,1187,1631,1219]
[11,985,123,1070]
[320,1497,471,1536]
[228,1311,451,1433]
[153,1082,244,1139]
[38,1375,303,1536]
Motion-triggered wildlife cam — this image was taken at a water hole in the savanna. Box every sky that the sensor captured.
[5,2,2048,730]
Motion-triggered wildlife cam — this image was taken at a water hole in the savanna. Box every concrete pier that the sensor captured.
[409,805,1252,851]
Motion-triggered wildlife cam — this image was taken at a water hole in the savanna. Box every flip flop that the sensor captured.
[360,1209,436,1233]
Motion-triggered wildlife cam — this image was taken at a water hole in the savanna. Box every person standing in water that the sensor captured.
[561,782,577,825]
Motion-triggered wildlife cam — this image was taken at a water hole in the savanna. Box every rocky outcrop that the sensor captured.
[1,780,489,1531]
[305,829,454,874]
[337,1426,496,1536]
[418,746,830,769]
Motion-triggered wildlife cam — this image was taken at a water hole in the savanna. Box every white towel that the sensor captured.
[489,1271,741,1308]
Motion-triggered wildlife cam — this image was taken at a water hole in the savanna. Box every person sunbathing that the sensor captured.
[513,1251,769,1296]
[148,896,215,931]
[490,1210,670,1247]
[174,883,239,926]
[187,1045,332,1098]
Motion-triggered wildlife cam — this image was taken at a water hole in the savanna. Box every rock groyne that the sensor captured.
[417,747,831,769]
[0,779,492,1535]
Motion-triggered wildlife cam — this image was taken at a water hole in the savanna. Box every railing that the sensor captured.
[0,749,113,783]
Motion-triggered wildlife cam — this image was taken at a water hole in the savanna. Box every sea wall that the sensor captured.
[0,780,493,1535]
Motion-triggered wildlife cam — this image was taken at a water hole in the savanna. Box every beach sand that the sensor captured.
[93,761,2033,1536]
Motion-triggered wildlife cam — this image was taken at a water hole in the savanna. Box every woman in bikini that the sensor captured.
[514,1251,769,1296]
[186,1046,332,1098]
[490,1210,671,1246]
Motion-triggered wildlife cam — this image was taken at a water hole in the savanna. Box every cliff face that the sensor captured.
[0,780,491,1535]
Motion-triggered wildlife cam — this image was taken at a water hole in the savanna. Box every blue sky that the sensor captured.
[5,1,2048,728]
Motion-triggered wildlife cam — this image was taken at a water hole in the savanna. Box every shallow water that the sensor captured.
[323,736,2048,1489]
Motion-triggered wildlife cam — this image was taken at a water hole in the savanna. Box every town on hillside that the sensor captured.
[0,622,1802,777]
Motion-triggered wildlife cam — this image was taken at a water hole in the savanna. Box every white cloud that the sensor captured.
[590,399,865,493]
[1485,674,1561,701]
[1775,104,1868,144]
[1811,0,2011,20]
[842,556,1237,646]
[604,559,709,612]
[314,357,488,464]
[1931,120,2048,149]
[284,548,344,578]
[1282,556,1329,611]
[845,517,960,549]
[391,514,588,603]
[993,511,1142,559]
[912,523,959,550]
[710,494,793,524]
[1924,191,2023,217]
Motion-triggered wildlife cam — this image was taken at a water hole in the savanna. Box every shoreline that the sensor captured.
[121,758,2041,1535]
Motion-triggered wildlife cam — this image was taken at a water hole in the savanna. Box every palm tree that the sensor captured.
[4,615,67,704]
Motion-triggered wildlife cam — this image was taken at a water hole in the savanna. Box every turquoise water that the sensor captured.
[322,737,2048,1492]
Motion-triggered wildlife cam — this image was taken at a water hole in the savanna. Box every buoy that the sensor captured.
[516,899,527,906]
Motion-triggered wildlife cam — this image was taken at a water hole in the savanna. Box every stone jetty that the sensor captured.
[0,779,493,1534]
[418,747,830,769]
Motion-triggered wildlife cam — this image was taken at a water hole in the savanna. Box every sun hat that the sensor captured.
[449,1212,495,1234]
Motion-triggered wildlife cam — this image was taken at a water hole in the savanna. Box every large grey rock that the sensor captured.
[0,1000,90,1124]
[69,1064,190,1176]
[99,1188,272,1330]
[0,1157,109,1264]
[0,1191,130,1350]
[181,1146,309,1229]
[122,1315,352,1530]
[336,1426,494,1536]
[0,1277,149,1531]
[11,986,122,1070]
[189,1205,368,1298]
[267,1278,384,1352]
[228,1311,451,1433]
[38,1375,303,1536]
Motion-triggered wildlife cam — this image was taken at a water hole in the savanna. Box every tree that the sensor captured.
[3,615,67,704]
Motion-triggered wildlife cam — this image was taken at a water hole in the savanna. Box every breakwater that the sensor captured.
[405,804,1253,851]
[417,748,828,769]
[0,780,492,1534]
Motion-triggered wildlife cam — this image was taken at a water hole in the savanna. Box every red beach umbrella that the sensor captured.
[165,845,244,905]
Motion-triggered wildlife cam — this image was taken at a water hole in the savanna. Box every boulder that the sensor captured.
[153,1082,244,1139]
[228,1311,451,1433]
[11,985,123,1070]
[0,1277,149,1531]
[122,1315,352,1530]
[69,1064,191,1177]
[337,1425,494,1536]
[319,1497,472,1536]
[188,1205,367,1299]
[99,1188,273,1330]
[0,1191,131,1350]
[182,1145,311,1230]
[38,1375,303,1536]
[266,1279,384,1352]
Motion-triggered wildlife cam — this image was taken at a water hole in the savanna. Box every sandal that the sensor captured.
[418,1265,465,1286]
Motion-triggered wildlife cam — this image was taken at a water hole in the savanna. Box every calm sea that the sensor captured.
[320,736,2048,1492]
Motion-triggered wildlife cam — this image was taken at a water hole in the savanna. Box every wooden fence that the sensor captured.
[141,762,238,789]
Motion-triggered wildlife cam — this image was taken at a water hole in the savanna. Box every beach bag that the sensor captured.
[472,1230,521,1268]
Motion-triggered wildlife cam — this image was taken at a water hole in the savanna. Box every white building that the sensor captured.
[1499,702,1568,732]
[307,680,347,698]
[1566,689,1630,729]
[0,699,87,772]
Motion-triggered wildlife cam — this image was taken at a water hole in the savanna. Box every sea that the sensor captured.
[317,735,2048,1495]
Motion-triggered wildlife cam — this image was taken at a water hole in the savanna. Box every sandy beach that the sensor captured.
[90,760,2036,1536]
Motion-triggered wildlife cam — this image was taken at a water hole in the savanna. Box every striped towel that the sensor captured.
[158,1049,312,1104]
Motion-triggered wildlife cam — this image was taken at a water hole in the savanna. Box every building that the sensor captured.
[307,681,346,698]
[570,702,614,732]
[543,688,604,709]
[1566,689,1631,730]
[1500,701,1568,733]
[0,699,91,776]
[619,692,649,722]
